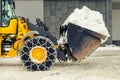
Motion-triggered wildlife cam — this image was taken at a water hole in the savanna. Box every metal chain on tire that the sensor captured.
[20,36,57,71]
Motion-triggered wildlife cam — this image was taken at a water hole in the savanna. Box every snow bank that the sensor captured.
[63,6,110,41]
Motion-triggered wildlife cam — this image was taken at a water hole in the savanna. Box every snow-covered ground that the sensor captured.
[0,46,120,80]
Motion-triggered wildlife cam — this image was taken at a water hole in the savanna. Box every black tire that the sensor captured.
[20,36,57,71]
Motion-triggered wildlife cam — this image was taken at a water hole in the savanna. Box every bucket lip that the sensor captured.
[68,23,107,40]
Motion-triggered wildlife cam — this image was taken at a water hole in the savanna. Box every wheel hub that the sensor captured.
[30,46,47,64]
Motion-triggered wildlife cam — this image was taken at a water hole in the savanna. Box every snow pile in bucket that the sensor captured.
[62,6,110,42]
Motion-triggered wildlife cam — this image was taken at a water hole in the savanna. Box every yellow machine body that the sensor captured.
[0,0,59,71]
[0,18,31,58]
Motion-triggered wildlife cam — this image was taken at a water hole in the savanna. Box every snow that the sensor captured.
[62,6,110,42]
[57,32,68,46]
[96,46,120,51]
[0,47,120,80]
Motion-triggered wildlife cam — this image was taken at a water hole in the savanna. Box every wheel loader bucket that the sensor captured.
[67,23,107,60]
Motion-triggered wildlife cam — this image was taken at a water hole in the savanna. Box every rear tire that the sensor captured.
[20,36,57,71]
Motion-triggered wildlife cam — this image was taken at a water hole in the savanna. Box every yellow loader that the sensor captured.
[0,0,59,71]
[0,0,107,71]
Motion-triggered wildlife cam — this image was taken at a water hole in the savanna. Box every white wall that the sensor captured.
[112,10,120,40]
[15,0,44,24]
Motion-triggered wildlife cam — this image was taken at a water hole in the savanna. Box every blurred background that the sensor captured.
[14,0,119,46]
